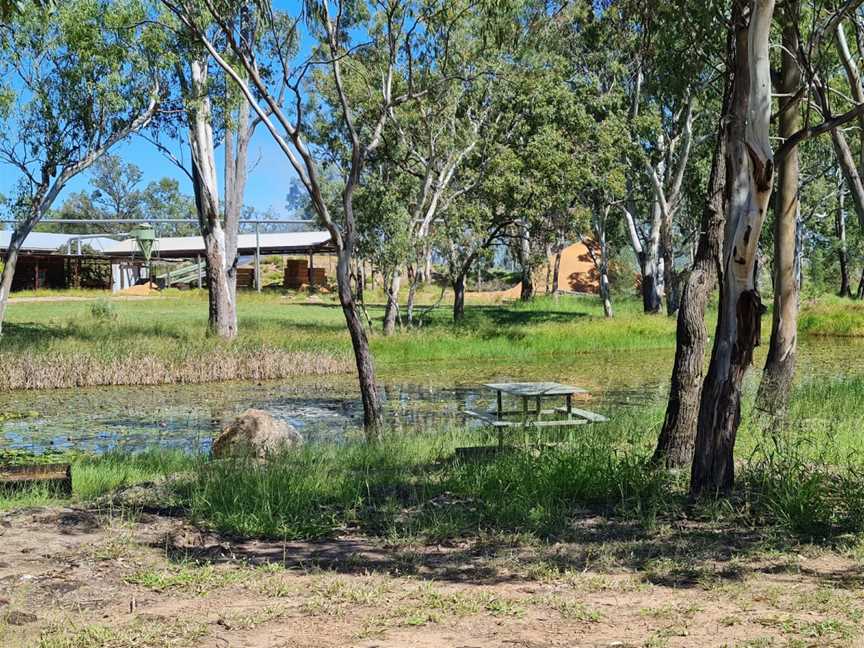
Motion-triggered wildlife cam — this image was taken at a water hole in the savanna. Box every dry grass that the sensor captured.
[0,348,349,390]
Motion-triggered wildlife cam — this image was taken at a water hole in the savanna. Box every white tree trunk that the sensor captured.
[692,0,775,494]
[186,57,236,339]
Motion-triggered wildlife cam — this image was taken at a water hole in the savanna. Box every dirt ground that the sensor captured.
[1,506,863,648]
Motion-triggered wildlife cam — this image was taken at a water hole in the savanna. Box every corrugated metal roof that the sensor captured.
[0,231,118,253]
[104,231,334,258]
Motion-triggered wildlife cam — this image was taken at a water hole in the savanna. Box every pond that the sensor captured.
[2,339,863,455]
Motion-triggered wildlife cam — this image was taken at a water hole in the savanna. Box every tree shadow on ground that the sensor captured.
[0,322,78,346]
[287,301,592,330]
[419,305,591,330]
[139,506,864,592]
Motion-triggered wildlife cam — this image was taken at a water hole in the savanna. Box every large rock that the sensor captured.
[212,409,303,459]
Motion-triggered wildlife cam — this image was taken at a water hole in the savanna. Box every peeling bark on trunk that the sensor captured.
[691,0,775,496]
[185,58,236,340]
[383,269,401,335]
[654,67,730,469]
[757,1,801,415]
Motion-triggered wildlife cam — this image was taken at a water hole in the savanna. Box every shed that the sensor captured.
[0,231,117,291]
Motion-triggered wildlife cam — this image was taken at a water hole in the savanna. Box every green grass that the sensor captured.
[6,290,864,546]
[6,289,864,389]
[798,295,864,336]
[1,290,682,388]
[0,449,194,511]
[4,375,864,545]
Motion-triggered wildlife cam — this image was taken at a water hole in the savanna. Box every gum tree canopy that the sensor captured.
[0,0,162,333]
[160,0,484,433]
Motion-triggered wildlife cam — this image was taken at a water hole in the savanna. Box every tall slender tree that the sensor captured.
[756,0,802,414]
[690,0,776,494]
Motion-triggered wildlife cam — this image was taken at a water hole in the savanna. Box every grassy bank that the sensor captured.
[7,374,864,546]
[7,289,864,390]
[3,290,681,390]
[2,291,352,389]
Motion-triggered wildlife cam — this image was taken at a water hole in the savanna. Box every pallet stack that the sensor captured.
[236,267,255,289]
[283,259,327,289]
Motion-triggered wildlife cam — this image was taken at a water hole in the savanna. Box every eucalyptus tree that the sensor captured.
[755,0,864,413]
[0,0,161,334]
[353,163,413,335]
[655,19,730,467]
[348,28,496,334]
[160,0,475,432]
[689,0,776,494]
[146,3,261,339]
[392,79,493,327]
[755,0,802,413]
[651,0,864,481]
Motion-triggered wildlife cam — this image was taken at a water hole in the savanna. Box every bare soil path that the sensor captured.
[1,506,862,647]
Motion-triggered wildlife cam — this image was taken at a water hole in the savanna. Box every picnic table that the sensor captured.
[464,381,608,448]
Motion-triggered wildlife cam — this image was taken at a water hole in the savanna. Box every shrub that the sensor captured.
[89,298,118,322]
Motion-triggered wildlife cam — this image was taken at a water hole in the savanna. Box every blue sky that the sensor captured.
[0,0,314,222]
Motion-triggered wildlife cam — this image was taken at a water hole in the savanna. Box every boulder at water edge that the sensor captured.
[212,409,303,459]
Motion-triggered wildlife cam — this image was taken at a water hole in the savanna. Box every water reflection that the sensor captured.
[2,339,863,455]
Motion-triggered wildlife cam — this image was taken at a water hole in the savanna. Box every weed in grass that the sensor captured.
[529,594,601,621]
[301,574,395,616]
[215,604,286,631]
[125,562,251,594]
[36,617,208,648]
[89,299,118,323]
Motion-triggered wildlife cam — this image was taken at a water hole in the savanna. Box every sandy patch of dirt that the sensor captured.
[1,506,863,647]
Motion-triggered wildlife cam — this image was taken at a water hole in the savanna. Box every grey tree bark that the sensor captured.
[837,184,852,297]
[182,56,236,339]
[654,50,731,469]
[383,269,401,335]
[757,0,801,414]
[691,0,775,495]
[646,97,695,318]
[552,247,562,296]
[518,220,535,301]
[453,272,466,322]
[584,207,613,318]
[223,81,252,306]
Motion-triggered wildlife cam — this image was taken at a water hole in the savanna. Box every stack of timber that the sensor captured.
[283,259,326,289]
[236,267,255,289]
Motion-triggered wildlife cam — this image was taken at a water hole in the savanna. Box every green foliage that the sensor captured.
[88,298,118,322]
[0,0,165,236]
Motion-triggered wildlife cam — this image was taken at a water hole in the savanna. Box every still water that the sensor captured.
[2,340,863,454]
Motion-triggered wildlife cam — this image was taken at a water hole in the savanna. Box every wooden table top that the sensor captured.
[483,382,587,397]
